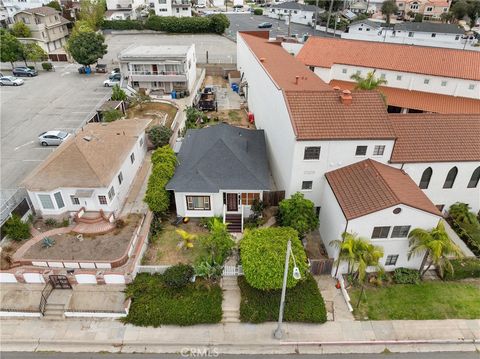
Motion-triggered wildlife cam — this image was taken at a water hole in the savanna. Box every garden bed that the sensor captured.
[142,219,209,265]
[22,214,141,261]
[122,273,222,326]
[126,102,177,129]
[238,274,327,324]
[349,281,480,320]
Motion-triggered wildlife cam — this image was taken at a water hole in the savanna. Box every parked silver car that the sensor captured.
[103,78,120,87]
[0,76,24,86]
[38,131,71,146]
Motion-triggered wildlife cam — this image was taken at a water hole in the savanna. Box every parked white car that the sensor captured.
[103,78,120,87]
[0,76,24,86]
[38,131,72,146]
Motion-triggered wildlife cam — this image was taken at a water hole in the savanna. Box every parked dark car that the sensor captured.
[95,64,107,73]
[109,73,121,81]
[258,22,273,28]
[12,67,38,77]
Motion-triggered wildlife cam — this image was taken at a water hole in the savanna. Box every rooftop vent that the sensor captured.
[333,86,341,91]
[83,136,92,142]
[295,75,300,85]
[260,57,266,62]
[340,89,352,105]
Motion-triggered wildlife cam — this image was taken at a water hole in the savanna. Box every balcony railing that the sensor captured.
[129,70,185,76]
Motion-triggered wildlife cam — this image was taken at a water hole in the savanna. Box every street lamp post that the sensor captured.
[274,239,301,339]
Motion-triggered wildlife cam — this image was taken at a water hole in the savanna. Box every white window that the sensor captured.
[468,84,475,90]
[342,68,347,74]
[372,226,390,239]
[54,192,65,209]
[391,225,411,238]
[158,0,166,3]
[424,79,430,85]
[98,195,107,205]
[71,196,80,205]
[380,73,386,80]
[455,35,460,40]
[408,32,414,37]
[108,186,115,201]
[431,33,436,38]
[38,194,54,209]
[355,145,367,156]
[441,81,447,87]
[118,171,123,185]
[396,75,402,81]
[385,255,399,266]
[373,145,385,156]
[426,6,433,11]
[355,70,361,76]
[303,146,321,160]
[139,137,144,147]
[186,196,210,210]
[130,152,135,164]
[301,181,313,190]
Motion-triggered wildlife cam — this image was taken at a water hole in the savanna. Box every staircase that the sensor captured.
[42,289,72,320]
[221,276,241,323]
[225,214,242,233]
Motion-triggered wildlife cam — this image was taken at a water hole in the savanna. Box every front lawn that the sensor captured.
[126,102,177,128]
[123,273,222,326]
[238,274,327,323]
[350,281,480,320]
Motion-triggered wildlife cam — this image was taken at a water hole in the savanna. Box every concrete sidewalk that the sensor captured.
[1,318,479,354]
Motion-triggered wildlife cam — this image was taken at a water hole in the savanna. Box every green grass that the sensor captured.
[350,281,480,320]
[238,274,327,323]
[122,273,222,326]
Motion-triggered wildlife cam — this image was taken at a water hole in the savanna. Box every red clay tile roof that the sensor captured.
[285,90,396,140]
[297,37,480,81]
[239,32,395,140]
[389,113,480,163]
[326,159,442,220]
[330,80,480,114]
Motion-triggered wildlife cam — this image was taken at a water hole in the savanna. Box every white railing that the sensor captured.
[222,265,243,276]
[240,204,244,233]
[129,70,185,76]
[336,274,353,312]
[136,265,171,275]
[222,204,226,224]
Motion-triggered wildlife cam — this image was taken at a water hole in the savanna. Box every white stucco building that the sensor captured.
[268,2,323,26]
[296,37,480,114]
[342,20,478,51]
[237,31,480,270]
[105,0,191,19]
[0,0,48,24]
[118,44,197,94]
[23,119,150,219]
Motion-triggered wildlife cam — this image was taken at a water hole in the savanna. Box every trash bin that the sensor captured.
[171,90,176,99]
[85,66,91,75]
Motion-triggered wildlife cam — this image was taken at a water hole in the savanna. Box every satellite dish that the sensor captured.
[293,266,301,280]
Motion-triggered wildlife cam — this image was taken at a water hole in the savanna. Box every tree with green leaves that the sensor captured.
[102,108,123,122]
[451,0,468,21]
[45,0,62,11]
[277,192,319,238]
[130,91,150,110]
[240,227,308,290]
[22,42,48,65]
[79,0,106,31]
[147,125,173,149]
[199,218,234,264]
[111,84,127,101]
[67,31,107,67]
[449,203,479,226]
[408,222,463,279]
[440,11,454,23]
[209,14,230,34]
[351,71,387,90]
[0,29,23,67]
[466,0,480,28]
[381,0,398,25]
[11,22,32,38]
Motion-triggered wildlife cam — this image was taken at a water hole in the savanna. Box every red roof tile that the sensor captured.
[389,113,480,163]
[326,159,442,220]
[297,37,480,81]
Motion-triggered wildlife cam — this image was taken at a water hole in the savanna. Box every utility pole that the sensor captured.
[313,0,319,35]
[287,10,292,37]
[325,0,334,34]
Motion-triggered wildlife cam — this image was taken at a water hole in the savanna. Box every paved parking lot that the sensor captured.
[0,64,111,191]
[103,32,237,64]
[225,13,334,41]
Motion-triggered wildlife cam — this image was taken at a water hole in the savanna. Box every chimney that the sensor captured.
[340,89,352,105]
[295,76,300,85]
[260,57,266,63]
[333,86,341,91]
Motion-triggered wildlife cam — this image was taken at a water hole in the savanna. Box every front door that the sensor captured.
[152,64,158,75]
[226,193,238,212]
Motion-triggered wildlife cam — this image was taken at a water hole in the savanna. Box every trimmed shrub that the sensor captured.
[240,227,308,290]
[163,264,194,288]
[253,8,263,15]
[444,258,480,280]
[277,192,319,238]
[101,19,145,30]
[393,267,420,284]
[41,62,53,71]
[3,215,31,241]
[123,273,222,326]
[238,274,327,323]
[148,125,173,149]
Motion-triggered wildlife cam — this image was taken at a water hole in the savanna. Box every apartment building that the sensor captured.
[105,0,191,19]
[13,6,69,53]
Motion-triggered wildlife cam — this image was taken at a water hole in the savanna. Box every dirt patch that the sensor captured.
[143,218,209,265]
[201,110,253,129]
[305,230,328,259]
[23,214,142,261]
[0,240,23,270]
[126,102,177,129]
[203,75,228,87]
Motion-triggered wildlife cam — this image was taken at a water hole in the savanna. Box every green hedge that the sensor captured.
[238,274,327,324]
[102,14,230,34]
[393,268,420,284]
[123,273,222,326]
[444,258,480,280]
[253,8,263,15]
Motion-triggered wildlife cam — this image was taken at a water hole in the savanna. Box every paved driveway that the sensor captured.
[0,64,111,191]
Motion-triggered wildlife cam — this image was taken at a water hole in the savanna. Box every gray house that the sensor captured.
[167,124,271,232]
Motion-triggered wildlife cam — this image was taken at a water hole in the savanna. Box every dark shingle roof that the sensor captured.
[393,22,464,35]
[350,19,385,29]
[271,1,321,12]
[166,124,271,193]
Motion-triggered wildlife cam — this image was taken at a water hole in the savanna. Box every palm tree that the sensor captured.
[350,71,387,90]
[381,0,399,25]
[408,222,463,279]
[448,202,479,226]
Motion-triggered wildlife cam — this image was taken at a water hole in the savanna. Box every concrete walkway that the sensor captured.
[120,153,151,217]
[317,275,355,322]
[1,317,478,354]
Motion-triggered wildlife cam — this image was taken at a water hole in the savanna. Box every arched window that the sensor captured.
[467,166,480,188]
[419,167,432,189]
[443,167,458,189]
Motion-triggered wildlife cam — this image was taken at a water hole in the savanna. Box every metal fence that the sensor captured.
[222,265,243,276]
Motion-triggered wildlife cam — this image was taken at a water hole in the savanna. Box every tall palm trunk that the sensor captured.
[325,0,334,34]
[419,250,430,278]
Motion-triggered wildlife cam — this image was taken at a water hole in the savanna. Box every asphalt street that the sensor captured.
[225,13,335,41]
[0,64,111,192]
[2,352,479,359]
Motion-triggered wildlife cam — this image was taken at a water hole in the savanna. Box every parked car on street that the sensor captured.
[103,78,120,87]
[95,64,107,73]
[0,76,24,86]
[109,73,121,81]
[258,22,273,28]
[38,131,71,146]
[12,67,38,77]
[110,68,120,76]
